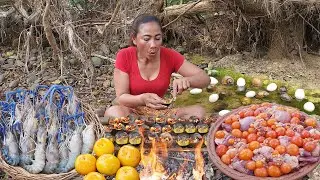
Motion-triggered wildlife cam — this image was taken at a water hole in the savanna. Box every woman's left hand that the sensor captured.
[172,77,191,97]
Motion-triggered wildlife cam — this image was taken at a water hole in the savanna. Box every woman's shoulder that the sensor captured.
[117,46,136,55]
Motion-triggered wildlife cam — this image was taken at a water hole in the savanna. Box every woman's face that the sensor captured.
[132,21,162,59]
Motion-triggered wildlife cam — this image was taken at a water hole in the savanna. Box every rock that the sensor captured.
[241,97,252,105]
[16,60,24,67]
[176,46,186,54]
[9,80,19,88]
[100,43,110,55]
[279,86,287,94]
[198,63,208,70]
[280,93,292,102]
[91,56,103,68]
[256,91,269,99]
[27,74,37,84]
[252,77,262,87]
[103,80,111,88]
[0,74,4,83]
[69,58,78,65]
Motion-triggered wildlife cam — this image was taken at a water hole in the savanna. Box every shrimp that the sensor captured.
[19,135,35,165]
[42,136,59,173]
[24,125,47,174]
[43,117,59,174]
[56,140,69,173]
[81,123,95,154]
[1,131,20,165]
[61,127,83,173]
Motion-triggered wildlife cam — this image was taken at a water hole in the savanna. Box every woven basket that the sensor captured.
[0,103,104,180]
[207,104,320,180]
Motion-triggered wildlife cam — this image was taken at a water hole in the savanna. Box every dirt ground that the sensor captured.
[209,52,320,90]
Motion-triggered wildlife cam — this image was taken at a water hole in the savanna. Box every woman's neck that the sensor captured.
[137,51,158,64]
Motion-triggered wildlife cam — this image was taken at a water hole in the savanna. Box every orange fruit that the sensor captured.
[215,130,225,138]
[96,154,120,175]
[93,138,115,157]
[246,161,256,170]
[267,165,282,177]
[221,154,231,165]
[254,167,268,177]
[84,172,106,180]
[280,163,292,174]
[305,118,317,127]
[248,141,260,151]
[239,149,253,160]
[115,166,140,180]
[75,154,96,175]
[286,144,299,156]
[117,145,141,167]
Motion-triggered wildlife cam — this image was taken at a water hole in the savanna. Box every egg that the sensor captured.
[245,91,256,98]
[294,89,305,101]
[303,102,315,112]
[252,78,262,87]
[210,77,218,85]
[266,83,277,92]
[190,88,203,95]
[209,93,219,102]
[219,110,231,116]
[237,77,246,86]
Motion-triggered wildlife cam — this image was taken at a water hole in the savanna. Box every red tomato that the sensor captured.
[268,139,280,149]
[275,127,286,136]
[266,131,277,138]
[239,111,245,118]
[244,110,254,117]
[216,145,228,157]
[291,136,303,147]
[303,141,317,152]
[301,130,310,139]
[257,136,265,143]
[286,129,295,137]
[291,112,301,119]
[247,133,258,143]
[290,117,300,124]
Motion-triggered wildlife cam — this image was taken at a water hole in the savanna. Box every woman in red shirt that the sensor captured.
[105,14,210,119]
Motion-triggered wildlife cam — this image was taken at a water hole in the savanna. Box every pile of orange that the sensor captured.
[75,138,141,180]
[214,103,320,177]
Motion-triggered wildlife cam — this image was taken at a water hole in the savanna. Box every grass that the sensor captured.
[172,67,320,115]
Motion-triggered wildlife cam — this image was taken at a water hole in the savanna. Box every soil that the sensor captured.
[209,52,320,90]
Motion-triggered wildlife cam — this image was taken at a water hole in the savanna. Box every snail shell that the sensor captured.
[221,76,234,86]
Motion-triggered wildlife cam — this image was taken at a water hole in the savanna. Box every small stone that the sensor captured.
[0,74,4,83]
[91,56,103,67]
[16,60,24,67]
[9,79,19,88]
[280,93,292,102]
[69,58,78,65]
[103,80,111,88]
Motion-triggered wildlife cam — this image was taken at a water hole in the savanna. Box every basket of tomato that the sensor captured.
[208,103,320,180]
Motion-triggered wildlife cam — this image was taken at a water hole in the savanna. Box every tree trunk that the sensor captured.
[163,0,216,17]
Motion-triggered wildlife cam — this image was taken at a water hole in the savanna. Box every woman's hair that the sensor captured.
[129,14,162,46]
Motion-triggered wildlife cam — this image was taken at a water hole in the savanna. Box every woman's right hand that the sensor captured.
[141,93,167,109]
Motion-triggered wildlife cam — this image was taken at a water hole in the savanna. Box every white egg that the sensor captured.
[237,77,246,86]
[219,110,231,116]
[209,93,219,102]
[294,89,305,101]
[304,102,315,112]
[266,83,277,92]
[190,88,203,95]
[245,91,256,98]
[210,77,219,85]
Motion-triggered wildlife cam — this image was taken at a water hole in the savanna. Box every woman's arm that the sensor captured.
[114,69,167,109]
[172,60,210,96]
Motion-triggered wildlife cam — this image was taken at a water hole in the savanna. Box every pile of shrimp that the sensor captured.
[0,85,96,174]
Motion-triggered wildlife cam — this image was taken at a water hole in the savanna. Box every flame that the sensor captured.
[193,138,204,180]
[139,127,168,180]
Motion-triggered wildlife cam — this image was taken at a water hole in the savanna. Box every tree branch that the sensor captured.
[96,0,121,35]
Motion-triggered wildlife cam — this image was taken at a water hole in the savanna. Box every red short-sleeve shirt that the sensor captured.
[115,46,184,97]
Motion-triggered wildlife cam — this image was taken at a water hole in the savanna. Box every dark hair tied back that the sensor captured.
[129,14,161,46]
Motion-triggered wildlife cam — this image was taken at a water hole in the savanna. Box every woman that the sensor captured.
[105,14,210,120]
